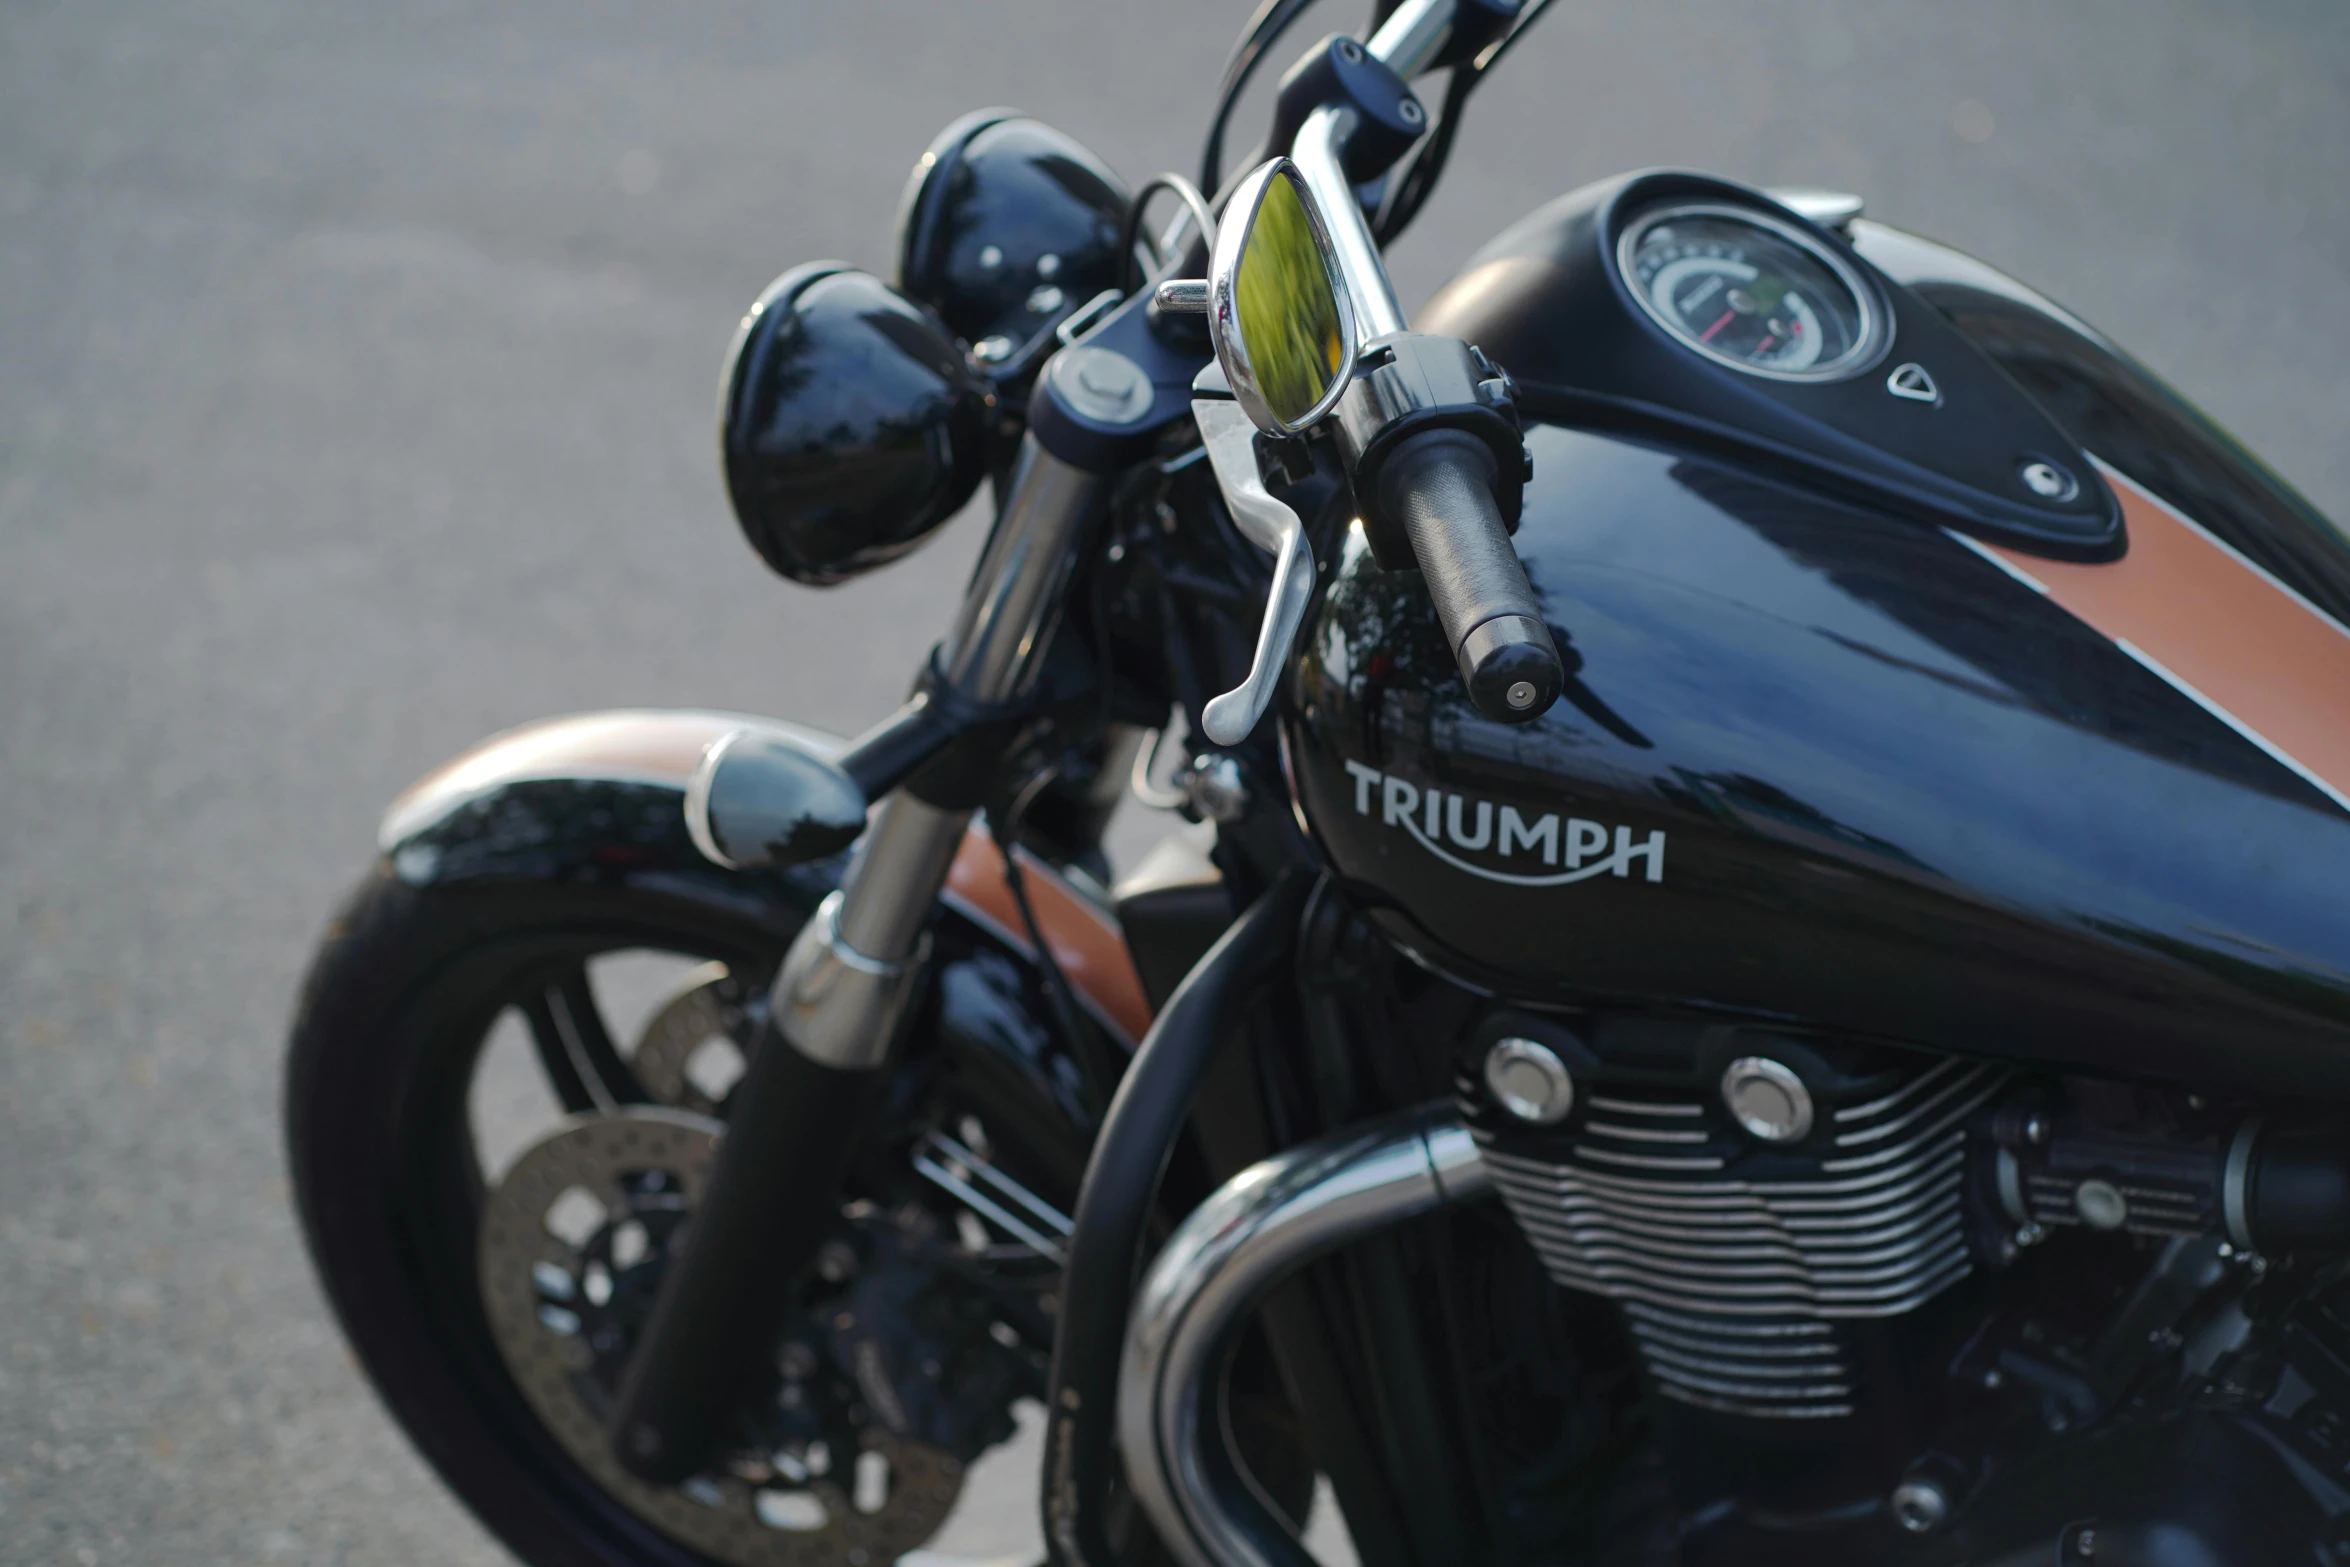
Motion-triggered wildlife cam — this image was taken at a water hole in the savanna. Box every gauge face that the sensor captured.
[1620,205,1885,381]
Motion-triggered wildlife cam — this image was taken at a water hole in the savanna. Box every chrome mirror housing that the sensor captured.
[1206,158,1358,436]
[1146,159,1369,740]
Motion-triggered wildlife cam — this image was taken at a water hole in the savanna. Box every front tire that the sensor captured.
[288,861,1314,1567]
[288,865,815,1567]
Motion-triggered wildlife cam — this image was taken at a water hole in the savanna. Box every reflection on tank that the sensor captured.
[1287,422,2350,1093]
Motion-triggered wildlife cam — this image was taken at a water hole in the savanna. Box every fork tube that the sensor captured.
[787,434,1107,1048]
[941,436,1111,701]
[609,432,1107,1484]
[770,430,1110,1070]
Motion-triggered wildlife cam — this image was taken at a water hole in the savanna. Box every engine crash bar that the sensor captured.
[1116,1107,1493,1567]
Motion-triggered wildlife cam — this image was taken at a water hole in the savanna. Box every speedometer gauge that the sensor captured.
[1619,203,1887,382]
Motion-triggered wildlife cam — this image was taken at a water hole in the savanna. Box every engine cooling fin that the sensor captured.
[1472,1051,2008,1421]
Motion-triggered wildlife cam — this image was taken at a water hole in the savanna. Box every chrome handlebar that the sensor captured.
[1197,0,1563,737]
[1290,110,1405,344]
[1289,0,1457,344]
[1366,0,1462,77]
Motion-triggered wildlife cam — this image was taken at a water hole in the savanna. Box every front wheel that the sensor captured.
[286,865,1062,1567]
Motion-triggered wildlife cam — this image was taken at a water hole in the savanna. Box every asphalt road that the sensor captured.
[3,1,2345,1563]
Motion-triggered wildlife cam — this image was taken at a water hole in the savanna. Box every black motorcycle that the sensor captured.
[286,1,2350,1562]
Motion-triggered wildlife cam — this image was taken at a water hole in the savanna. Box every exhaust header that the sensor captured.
[1117,1107,1491,1567]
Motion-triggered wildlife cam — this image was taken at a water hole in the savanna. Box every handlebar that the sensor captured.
[1376,430,1563,723]
[1291,0,1561,724]
[1179,0,1559,724]
[1289,2,1451,340]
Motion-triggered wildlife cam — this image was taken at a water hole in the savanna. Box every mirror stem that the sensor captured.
[1153,278,1210,314]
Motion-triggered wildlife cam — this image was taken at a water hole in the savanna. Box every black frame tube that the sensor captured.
[1041,870,1314,1567]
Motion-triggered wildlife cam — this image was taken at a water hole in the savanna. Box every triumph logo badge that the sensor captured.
[1342,762,1665,886]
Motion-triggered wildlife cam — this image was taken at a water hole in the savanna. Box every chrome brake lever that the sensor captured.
[1193,397,1317,746]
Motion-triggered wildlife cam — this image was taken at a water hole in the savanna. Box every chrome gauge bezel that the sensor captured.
[1616,201,1891,384]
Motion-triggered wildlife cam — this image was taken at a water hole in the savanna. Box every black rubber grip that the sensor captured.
[1376,430,1563,723]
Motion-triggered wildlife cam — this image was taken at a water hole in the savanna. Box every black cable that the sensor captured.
[994,768,1118,1114]
[1088,539,1119,736]
[1200,0,1323,196]
[1373,64,1473,243]
[1038,871,1316,1567]
[1373,0,1560,244]
[1472,0,1563,75]
[1115,172,1219,296]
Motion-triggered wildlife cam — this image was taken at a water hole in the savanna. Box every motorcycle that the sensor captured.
[285,0,2350,1562]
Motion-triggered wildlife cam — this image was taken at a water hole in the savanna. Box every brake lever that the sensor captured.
[1192,397,1317,746]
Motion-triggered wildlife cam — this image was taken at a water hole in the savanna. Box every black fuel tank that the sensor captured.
[1285,190,2350,1098]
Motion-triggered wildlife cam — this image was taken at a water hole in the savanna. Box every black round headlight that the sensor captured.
[718,264,988,587]
[895,112,1130,359]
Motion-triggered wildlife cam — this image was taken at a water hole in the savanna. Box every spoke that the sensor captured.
[520,991,597,1115]
[521,963,651,1114]
[554,966,651,1106]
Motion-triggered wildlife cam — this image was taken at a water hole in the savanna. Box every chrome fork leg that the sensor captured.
[609,434,1107,1483]
[770,434,1111,1066]
[766,794,969,1076]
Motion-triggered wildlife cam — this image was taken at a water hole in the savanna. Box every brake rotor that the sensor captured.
[478,1108,963,1567]
[630,962,760,1116]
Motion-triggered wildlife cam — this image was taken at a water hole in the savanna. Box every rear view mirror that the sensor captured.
[1209,159,1357,435]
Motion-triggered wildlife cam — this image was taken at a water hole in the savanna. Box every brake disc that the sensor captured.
[630,962,760,1116]
[477,1108,963,1567]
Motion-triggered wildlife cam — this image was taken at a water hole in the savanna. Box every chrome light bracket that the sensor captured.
[768,889,932,1072]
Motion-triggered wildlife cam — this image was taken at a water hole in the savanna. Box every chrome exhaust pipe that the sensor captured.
[1117,1107,1492,1567]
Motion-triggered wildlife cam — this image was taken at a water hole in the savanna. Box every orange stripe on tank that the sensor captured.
[945,825,1154,1045]
[1977,464,2350,812]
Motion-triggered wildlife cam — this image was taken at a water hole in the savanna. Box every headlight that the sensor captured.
[895,112,1129,363]
[718,265,988,586]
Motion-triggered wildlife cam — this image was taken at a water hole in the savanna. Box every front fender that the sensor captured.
[378,709,843,923]
[376,708,1152,1050]
[372,707,1157,1192]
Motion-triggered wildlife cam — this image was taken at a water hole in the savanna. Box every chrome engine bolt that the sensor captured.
[2074,1178,2130,1230]
[1484,1038,1575,1126]
[1182,754,1251,823]
[1891,1475,1951,1533]
[1721,1056,1815,1143]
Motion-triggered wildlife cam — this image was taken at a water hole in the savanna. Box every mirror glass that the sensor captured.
[1213,161,1354,433]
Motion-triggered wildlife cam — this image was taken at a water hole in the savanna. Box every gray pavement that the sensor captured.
[2,1,2345,1563]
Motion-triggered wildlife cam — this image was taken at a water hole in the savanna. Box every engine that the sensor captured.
[1481,1043,1996,1422]
[1460,1008,2350,1559]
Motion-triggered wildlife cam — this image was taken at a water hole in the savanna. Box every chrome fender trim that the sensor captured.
[1117,1107,1492,1567]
